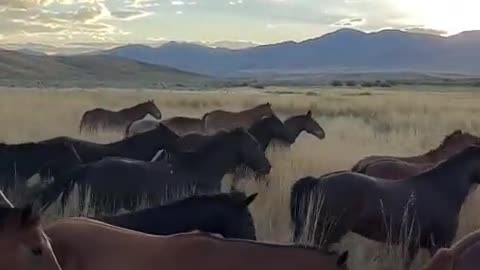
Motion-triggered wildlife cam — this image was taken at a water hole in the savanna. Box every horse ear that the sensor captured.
[306,110,312,117]
[243,193,258,206]
[336,251,349,266]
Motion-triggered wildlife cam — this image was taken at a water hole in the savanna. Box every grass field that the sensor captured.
[2,86,480,270]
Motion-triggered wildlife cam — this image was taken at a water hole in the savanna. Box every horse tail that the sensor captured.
[37,164,88,214]
[79,111,91,134]
[290,177,319,242]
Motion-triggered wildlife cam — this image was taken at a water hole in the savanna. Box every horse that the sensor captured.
[38,128,271,214]
[229,114,296,189]
[0,204,62,270]
[203,103,274,133]
[356,158,435,180]
[97,192,258,240]
[422,229,480,270]
[291,145,480,269]
[161,116,206,136]
[352,130,480,172]
[79,100,162,133]
[156,114,294,190]
[0,140,82,193]
[45,217,349,270]
[39,122,180,169]
[126,116,206,138]
[281,110,326,144]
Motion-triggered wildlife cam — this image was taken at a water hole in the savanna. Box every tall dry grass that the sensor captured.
[2,86,480,270]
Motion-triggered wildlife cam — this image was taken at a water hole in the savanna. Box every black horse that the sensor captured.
[38,128,271,214]
[98,192,258,240]
[43,123,179,163]
[157,114,294,190]
[0,141,81,193]
[290,146,480,269]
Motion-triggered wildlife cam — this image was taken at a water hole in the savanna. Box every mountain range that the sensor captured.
[0,49,208,88]
[101,28,480,77]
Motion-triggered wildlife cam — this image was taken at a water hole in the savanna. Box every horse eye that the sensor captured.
[31,247,43,256]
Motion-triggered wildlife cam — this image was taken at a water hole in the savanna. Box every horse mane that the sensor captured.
[0,206,40,231]
[176,192,249,205]
[118,100,154,113]
[425,129,465,155]
[119,122,179,143]
[416,145,480,177]
[176,128,249,154]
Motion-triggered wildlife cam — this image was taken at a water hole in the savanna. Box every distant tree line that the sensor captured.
[330,80,396,88]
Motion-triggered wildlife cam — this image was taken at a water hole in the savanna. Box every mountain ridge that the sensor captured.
[100,28,480,76]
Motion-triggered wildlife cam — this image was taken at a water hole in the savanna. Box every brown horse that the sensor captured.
[352,130,480,172]
[125,116,206,138]
[45,217,349,270]
[291,145,480,269]
[280,110,325,144]
[79,100,162,133]
[203,103,274,133]
[356,158,435,180]
[422,229,480,270]
[0,204,62,270]
[161,116,206,136]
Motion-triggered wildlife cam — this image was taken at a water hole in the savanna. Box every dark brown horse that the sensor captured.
[97,192,258,240]
[45,217,349,270]
[79,100,162,133]
[352,130,480,172]
[203,103,274,133]
[38,128,271,214]
[291,145,480,269]
[356,158,435,180]
[0,204,62,270]
[282,110,326,143]
[422,228,480,270]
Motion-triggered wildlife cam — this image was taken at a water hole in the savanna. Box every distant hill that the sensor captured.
[101,28,480,77]
[0,49,209,88]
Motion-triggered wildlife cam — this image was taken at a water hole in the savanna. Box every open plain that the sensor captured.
[1,86,480,270]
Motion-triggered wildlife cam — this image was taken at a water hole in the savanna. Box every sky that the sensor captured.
[0,0,480,50]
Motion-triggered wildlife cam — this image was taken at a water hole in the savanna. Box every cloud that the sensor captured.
[333,17,365,27]
[403,27,448,36]
[110,9,153,20]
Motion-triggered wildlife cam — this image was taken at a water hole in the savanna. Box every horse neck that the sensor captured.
[248,124,271,150]
[176,142,240,180]
[421,153,479,208]
[111,129,178,154]
[284,117,304,141]
[120,105,150,121]
[244,107,269,118]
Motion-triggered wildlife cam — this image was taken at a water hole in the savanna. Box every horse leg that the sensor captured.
[403,244,419,270]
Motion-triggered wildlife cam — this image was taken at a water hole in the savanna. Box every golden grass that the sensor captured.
[2,85,480,270]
